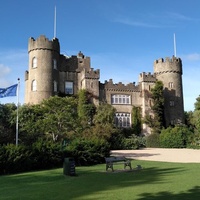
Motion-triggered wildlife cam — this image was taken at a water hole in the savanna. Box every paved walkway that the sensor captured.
[111,148,200,163]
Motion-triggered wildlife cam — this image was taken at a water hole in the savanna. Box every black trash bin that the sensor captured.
[63,157,76,176]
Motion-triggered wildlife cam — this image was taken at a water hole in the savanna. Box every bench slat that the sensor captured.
[105,156,132,172]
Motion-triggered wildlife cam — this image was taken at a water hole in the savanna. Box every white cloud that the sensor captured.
[166,12,200,22]
[183,53,200,61]
[0,64,11,78]
[114,17,162,28]
[112,11,199,29]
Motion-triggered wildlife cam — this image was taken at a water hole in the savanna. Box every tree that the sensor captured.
[131,106,142,135]
[18,104,46,145]
[192,95,200,133]
[93,103,116,125]
[77,89,96,126]
[145,81,165,134]
[41,96,79,141]
[0,103,16,144]
[159,125,192,148]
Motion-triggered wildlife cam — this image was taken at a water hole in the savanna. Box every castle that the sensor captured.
[25,35,185,134]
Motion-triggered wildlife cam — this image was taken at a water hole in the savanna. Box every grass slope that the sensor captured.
[0,160,200,200]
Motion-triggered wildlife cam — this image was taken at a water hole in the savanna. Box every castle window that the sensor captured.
[32,57,37,68]
[53,59,57,69]
[65,81,73,94]
[169,82,173,88]
[115,113,131,128]
[54,81,58,92]
[170,119,175,125]
[169,100,175,107]
[111,94,131,105]
[32,80,37,91]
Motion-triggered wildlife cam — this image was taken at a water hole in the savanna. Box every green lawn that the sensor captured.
[0,160,200,200]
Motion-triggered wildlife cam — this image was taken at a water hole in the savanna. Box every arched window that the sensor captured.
[115,113,131,128]
[54,81,57,92]
[32,80,37,91]
[32,57,37,68]
[53,59,57,69]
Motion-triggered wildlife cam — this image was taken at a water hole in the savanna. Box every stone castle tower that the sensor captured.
[25,35,60,104]
[25,35,185,134]
[154,56,184,126]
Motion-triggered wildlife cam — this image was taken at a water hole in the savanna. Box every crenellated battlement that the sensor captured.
[84,68,100,79]
[154,56,181,64]
[139,72,156,83]
[154,56,182,75]
[104,79,140,92]
[28,35,60,53]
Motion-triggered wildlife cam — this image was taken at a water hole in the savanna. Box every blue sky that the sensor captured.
[0,0,200,111]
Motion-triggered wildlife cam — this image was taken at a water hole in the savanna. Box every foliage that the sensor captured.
[0,103,16,144]
[131,106,142,135]
[31,139,64,170]
[184,111,195,132]
[93,103,116,125]
[146,133,160,147]
[123,134,146,150]
[159,125,192,148]
[82,123,116,140]
[187,133,200,149]
[77,89,96,125]
[65,137,110,165]
[191,95,200,134]
[0,140,64,175]
[145,81,165,134]
[40,96,79,141]
[0,144,31,174]
[18,104,45,145]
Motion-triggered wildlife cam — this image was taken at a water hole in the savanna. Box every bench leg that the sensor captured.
[124,161,132,170]
[106,163,114,172]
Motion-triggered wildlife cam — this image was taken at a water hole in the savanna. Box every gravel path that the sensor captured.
[111,148,200,163]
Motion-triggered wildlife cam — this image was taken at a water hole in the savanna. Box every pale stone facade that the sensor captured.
[25,35,185,134]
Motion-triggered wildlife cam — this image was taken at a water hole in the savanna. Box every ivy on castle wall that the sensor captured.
[131,106,142,135]
[144,80,165,134]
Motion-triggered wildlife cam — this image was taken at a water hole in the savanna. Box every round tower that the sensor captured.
[25,35,60,104]
[154,56,184,126]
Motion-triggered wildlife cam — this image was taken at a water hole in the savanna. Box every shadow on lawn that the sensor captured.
[68,166,186,199]
[1,165,196,200]
[137,186,200,200]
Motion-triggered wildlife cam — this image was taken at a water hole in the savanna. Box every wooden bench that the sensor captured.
[105,156,132,171]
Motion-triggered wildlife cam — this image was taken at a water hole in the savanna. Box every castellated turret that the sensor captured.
[25,35,60,104]
[154,56,184,126]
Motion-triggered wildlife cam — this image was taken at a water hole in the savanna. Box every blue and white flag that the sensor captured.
[0,84,18,98]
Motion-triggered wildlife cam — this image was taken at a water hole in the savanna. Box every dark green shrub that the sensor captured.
[146,133,160,147]
[65,137,110,166]
[159,126,192,148]
[0,144,31,174]
[187,133,200,149]
[109,132,125,150]
[0,140,64,175]
[31,139,63,170]
[123,135,146,150]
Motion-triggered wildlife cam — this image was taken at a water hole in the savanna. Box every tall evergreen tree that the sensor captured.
[145,80,165,134]
[131,106,142,135]
[77,89,96,125]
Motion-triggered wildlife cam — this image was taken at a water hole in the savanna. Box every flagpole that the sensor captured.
[16,78,20,146]
[54,6,56,38]
[174,33,177,57]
